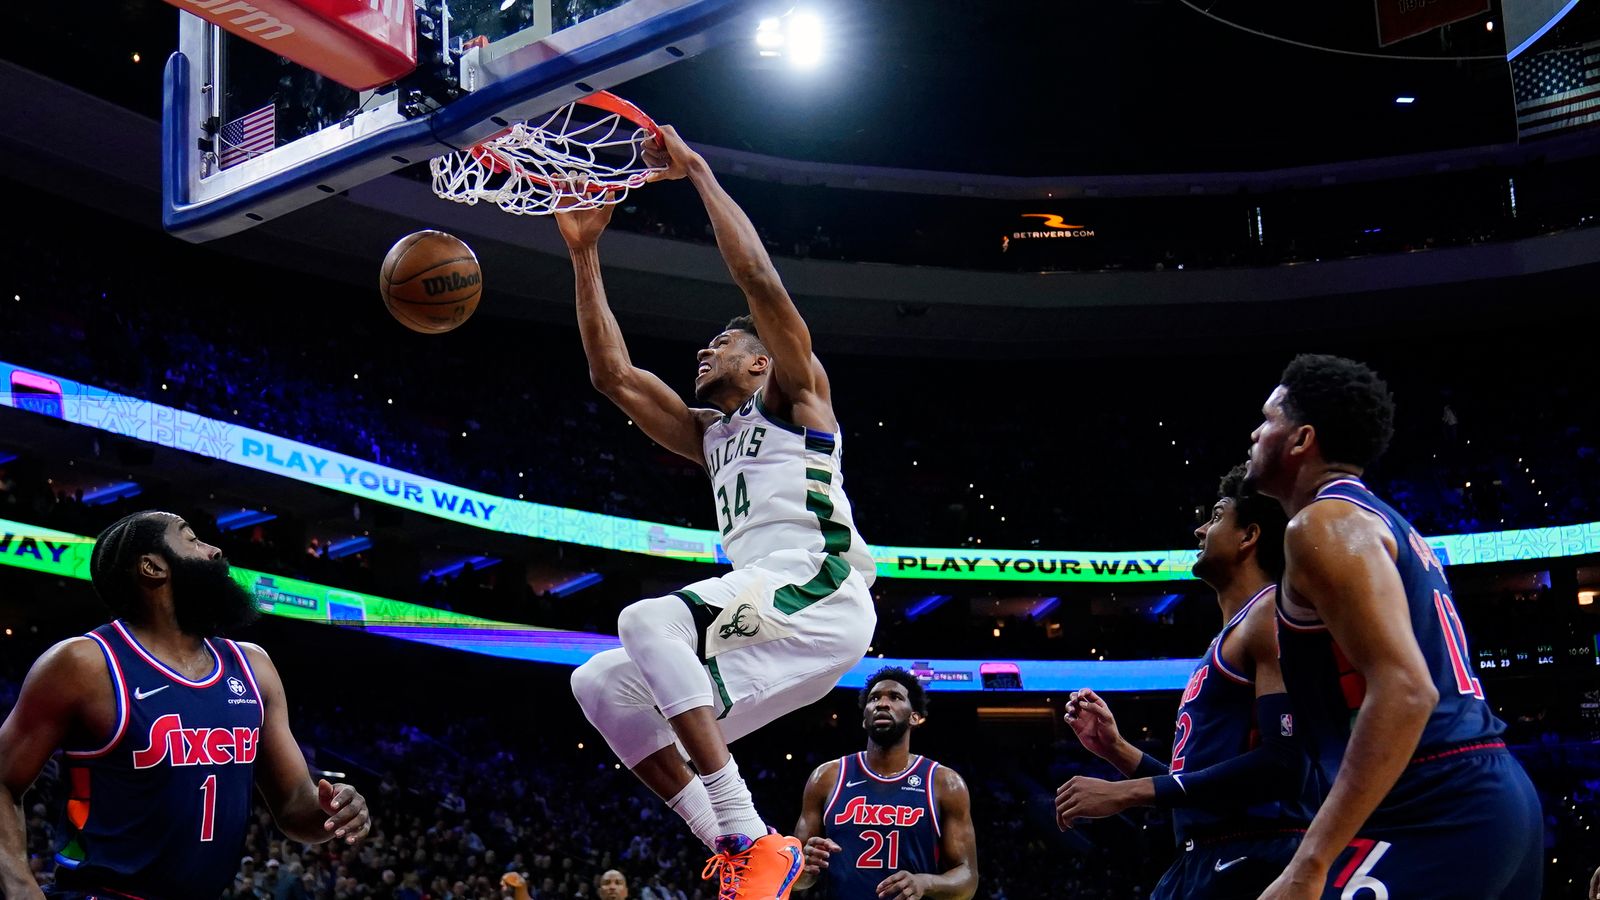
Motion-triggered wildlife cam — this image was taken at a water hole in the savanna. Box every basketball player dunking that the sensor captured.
[559,126,876,900]
[792,667,977,900]
[1245,356,1542,899]
[1054,465,1313,898]
[0,511,370,900]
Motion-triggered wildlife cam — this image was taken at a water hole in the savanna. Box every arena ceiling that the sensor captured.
[8,0,1516,175]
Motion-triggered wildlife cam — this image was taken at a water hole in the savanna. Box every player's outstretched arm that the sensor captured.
[556,205,712,465]
[1258,504,1436,900]
[878,767,977,900]
[646,127,833,429]
[792,760,842,892]
[241,644,371,847]
[0,640,100,900]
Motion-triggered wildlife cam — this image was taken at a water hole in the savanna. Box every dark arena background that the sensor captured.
[2,0,1599,897]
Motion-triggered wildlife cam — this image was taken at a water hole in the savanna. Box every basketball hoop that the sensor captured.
[430,91,663,216]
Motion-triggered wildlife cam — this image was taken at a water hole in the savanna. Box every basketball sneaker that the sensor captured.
[701,833,804,900]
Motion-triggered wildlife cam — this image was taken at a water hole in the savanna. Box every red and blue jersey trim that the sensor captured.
[1211,584,1275,685]
[64,632,130,759]
[111,620,224,688]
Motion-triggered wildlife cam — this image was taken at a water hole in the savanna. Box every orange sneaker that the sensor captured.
[702,833,805,900]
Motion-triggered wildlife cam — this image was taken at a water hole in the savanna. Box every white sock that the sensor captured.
[699,758,767,843]
[666,778,722,850]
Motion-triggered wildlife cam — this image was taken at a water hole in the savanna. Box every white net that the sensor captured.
[430,94,661,215]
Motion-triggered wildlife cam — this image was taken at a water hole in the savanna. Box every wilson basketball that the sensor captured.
[380,230,483,334]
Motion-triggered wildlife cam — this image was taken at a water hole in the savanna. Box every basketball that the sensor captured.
[379,230,483,334]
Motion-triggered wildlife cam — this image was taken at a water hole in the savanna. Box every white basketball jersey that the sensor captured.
[701,390,875,583]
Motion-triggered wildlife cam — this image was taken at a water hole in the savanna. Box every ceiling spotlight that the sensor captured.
[787,12,824,68]
[1395,96,1416,104]
[756,17,784,48]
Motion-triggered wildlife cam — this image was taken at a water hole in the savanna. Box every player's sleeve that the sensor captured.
[1147,692,1307,808]
[1132,753,1170,779]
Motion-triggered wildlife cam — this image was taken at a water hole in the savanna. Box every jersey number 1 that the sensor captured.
[199,774,217,842]
[1433,590,1484,699]
[716,473,751,535]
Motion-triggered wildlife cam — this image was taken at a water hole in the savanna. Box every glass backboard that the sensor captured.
[163,0,760,241]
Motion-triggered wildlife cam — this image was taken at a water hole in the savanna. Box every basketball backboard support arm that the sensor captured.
[163,0,760,242]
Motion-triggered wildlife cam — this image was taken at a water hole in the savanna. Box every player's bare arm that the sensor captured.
[878,766,977,900]
[646,126,835,432]
[556,203,719,465]
[792,760,843,892]
[1062,688,1146,776]
[1259,503,1436,899]
[0,639,110,900]
[241,644,370,846]
[1242,587,1288,696]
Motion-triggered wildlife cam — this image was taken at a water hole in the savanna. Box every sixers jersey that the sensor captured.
[1167,585,1313,846]
[701,390,874,581]
[54,621,264,900]
[822,754,942,899]
[1277,479,1505,817]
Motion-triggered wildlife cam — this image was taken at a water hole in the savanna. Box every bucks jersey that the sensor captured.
[54,621,263,900]
[822,754,943,898]
[702,390,873,581]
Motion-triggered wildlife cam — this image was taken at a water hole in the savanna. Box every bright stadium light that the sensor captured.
[1395,96,1416,104]
[787,12,824,68]
[756,17,785,48]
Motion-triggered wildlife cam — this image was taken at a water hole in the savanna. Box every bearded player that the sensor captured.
[1245,355,1541,899]
[561,126,875,900]
[1054,466,1312,898]
[792,667,977,900]
[0,511,369,900]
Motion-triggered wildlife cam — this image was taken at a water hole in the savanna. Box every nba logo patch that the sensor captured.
[228,677,247,697]
[1279,713,1294,737]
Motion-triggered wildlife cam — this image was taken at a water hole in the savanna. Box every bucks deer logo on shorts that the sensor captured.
[718,603,760,639]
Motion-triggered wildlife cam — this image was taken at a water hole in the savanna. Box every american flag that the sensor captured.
[1513,40,1600,140]
[218,104,276,170]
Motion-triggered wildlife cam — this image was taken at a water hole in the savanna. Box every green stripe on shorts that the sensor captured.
[705,657,734,719]
[774,554,852,616]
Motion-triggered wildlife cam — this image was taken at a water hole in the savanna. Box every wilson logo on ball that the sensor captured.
[421,271,481,296]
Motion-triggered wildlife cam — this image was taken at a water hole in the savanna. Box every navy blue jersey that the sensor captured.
[1277,479,1506,821]
[822,754,942,899]
[1168,585,1314,846]
[54,621,264,900]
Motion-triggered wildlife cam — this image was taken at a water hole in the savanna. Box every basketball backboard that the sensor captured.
[163,0,761,242]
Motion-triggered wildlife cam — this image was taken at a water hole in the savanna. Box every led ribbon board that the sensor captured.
[0,517,1196,690]
[4,360,1598,581]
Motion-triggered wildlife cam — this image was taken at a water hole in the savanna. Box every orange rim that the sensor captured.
[464,90,661,194]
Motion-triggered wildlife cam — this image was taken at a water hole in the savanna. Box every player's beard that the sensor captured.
[693,370,726,404]
[867,717,912,748]
[168,554,260,637]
